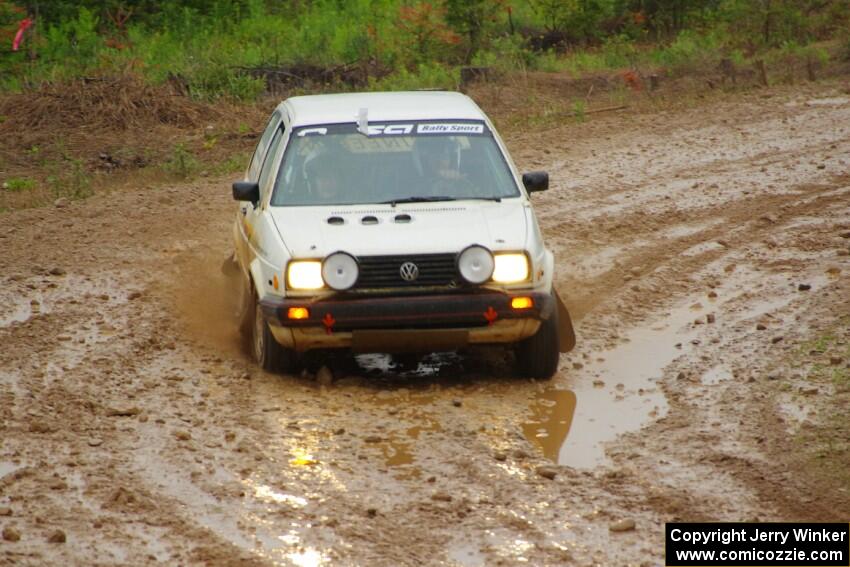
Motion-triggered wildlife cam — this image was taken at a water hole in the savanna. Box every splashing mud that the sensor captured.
[166,249,245,358]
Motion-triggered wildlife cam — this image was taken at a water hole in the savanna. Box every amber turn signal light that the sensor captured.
[287,307,310,320]
[510,296,534,309]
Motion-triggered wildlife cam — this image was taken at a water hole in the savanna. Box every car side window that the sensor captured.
[257,126,285,200]
[248,112,281,181]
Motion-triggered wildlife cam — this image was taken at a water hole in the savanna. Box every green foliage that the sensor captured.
[472,34,535,72]
[163,143,200,179]
[45,158,92,201]
[0,0,24,29]
[444,0,505,61]
[0,0,848,100]
[396,2,461,65]
[718,0,850,48]
[637,0,719,37]
[66,159,93,199]
[651,29,723,72]
[2,177,35,191]
[214,152,250,175]
[763,40,831,81]
[370,62,458,91]
[572,99,586,122]
[559,35,639,74]
[38,8,104,75]
[531,50,567,72]
[531,0,619,43]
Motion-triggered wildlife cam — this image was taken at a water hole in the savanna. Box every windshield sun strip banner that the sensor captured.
[294,121,490,137]
[417,123,484,134]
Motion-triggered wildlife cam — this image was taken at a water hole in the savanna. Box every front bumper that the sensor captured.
[260,291,553,352]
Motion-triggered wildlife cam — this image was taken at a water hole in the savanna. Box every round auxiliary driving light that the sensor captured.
[322,252,359,290]
[458,245,495,285]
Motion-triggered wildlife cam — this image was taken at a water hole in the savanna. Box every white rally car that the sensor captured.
[230,91,575,378]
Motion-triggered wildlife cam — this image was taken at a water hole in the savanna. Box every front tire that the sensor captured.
[516,308,560,379]
[250,292,295,374]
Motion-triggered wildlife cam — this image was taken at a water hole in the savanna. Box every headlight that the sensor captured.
[458,245,494,284]
[286,260,324,290]
[322,252,359,290]
[492,253,529,283]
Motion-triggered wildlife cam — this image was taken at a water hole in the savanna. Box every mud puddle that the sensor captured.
[701,365,733,385]
[523,298,714,468]
[524,262,835,468]
[0,272,136,327]
[447,541,486,567]
[0,461,22,478]
[132,441,330,566]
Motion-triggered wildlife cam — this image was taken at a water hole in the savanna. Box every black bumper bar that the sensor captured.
[260,291,554,332]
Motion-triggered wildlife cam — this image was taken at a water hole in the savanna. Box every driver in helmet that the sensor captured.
[412,136,472,197]
[305,152,344,204]
[313,164,342,203]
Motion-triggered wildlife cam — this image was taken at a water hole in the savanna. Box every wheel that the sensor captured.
[249,290,295,374]
[516,306,560,379]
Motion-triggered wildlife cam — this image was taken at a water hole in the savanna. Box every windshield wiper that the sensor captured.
[381,196,456,206]
[461,196,502,202]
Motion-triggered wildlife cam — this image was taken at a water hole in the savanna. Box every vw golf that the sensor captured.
[230,91,575,379]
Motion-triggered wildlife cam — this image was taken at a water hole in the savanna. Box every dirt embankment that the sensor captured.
[0,75,268,211]
[1,81,849,566]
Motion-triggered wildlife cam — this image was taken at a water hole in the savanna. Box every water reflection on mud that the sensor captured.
[523,300,710,467]
[380,418,443,469]
[522,390,577,462]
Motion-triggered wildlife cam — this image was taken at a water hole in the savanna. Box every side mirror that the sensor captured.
[232,181,260,203]
[522,171,549,193]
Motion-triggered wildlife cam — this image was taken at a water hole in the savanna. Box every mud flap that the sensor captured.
[554,288,576,353]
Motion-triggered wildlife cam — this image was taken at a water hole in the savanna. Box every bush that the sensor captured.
[396,2,461,66]
[2,177,35,191]
[651,30,723,72]
[472,35,535,72]
[163,143,200,179]
[370,62,458,91]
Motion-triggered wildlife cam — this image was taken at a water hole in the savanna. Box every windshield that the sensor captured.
[270,121,520,206]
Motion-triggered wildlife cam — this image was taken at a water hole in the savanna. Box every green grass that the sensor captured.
[2,177,36,191]
[572,99,587,122]
[48,158,92,200]
[785,318,850,491]
[800,334,837,355]
[162,143,200,179]
[2,2,846,101]
[214,152,250,176]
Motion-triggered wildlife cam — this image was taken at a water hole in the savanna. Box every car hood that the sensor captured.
[269,200,529,258]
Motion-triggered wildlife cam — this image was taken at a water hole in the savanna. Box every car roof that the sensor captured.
[282,91,487,128]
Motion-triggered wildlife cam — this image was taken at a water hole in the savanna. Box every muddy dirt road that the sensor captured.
[2,83,849,566]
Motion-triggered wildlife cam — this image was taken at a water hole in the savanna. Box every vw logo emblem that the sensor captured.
[399,262,419,282]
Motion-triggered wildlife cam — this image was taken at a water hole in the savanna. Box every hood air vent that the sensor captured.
[330,207,466,215]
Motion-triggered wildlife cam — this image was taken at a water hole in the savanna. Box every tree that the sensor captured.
[444,0,504,62]
[397,2,460,65]
[630,0,720,37]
